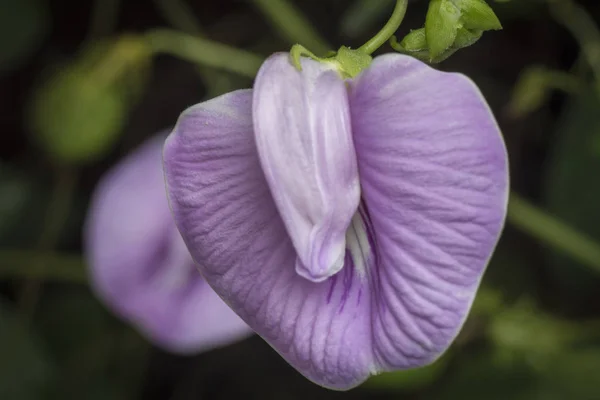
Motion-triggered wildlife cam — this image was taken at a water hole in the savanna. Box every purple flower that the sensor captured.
[163,53,508,388]
[84,133,252,354]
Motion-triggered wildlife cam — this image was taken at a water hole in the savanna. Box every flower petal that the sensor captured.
[164,90,375,389]
[84,133,251,354]
[349,54,508,369]
[253,54,361,283]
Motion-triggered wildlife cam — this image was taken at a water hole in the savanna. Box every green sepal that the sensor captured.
[400,28,428,52]
[334,46,373,78]
[453,0,502,31]
[289,44,372,79]
[425,0,461,61]
[453,26,483,48]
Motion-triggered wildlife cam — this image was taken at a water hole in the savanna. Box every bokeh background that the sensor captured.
[1,0,600,398]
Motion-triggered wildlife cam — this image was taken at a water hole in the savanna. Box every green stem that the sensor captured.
[18,168,79,316]
[541,69,583,93]
[507,192,600,274]
[145,29,263,79]
[0,250,86,283]
[153,0,204,36]
[251,0,331,55]
[358,0,408,55]
[547,0,600,92]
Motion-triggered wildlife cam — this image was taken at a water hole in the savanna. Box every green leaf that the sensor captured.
[0,298,53,399]
[425,0,461,60]
[453,0,502,31]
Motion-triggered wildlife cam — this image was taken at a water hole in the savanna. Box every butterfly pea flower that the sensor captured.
[163,53,508,388]
[84,133,252,354]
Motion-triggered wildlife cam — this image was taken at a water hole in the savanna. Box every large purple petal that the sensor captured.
[164,56,508,389]
[164,90,375,389]
[253,54,360,283]
[349,54,509,370]
[84,133,251,354]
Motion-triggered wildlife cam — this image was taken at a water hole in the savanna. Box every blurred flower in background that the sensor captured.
[84,132,252,353]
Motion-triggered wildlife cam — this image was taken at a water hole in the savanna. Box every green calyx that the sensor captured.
[288,0,408,78]
[333,46,373,78]
[290,43,372,79]
[393,0,500,63]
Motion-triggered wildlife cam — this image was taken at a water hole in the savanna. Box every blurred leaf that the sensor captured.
[340,0,395,38]
[0,297,53,399]
[0,0,49,75]
[544,88,600,306]
[36,287,147,400]
[508,67,551,118]
[364,353,450,391]
[482,236,539,299]
[491,0,544,20]
[431,351,537,400]
[0,165,38,243]
[508,66,582,118]
[536,348,600,399]
[470,286,503,316]
[0,165,84,248]
[488,300,588,370]
[433,342,600,400]
[251,0,331,56]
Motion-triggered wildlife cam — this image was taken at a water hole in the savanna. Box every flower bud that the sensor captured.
[424,0,500,61]
[29,35,151,164]
[395,26,482,63]
[425,0,461,60]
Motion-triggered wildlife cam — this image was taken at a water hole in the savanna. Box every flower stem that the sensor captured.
[358,0,408,55]
[507,192,600,274]
[0,250,86,283]
[144,29,264,78]
[251,0,331,56]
